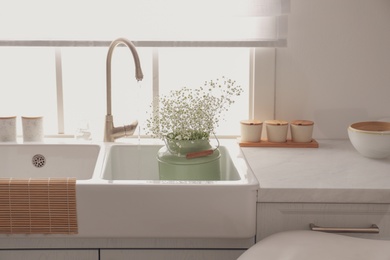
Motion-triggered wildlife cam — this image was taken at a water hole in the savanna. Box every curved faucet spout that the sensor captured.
[104,38,144,142]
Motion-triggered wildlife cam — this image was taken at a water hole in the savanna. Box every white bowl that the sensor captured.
[348,121,390,159]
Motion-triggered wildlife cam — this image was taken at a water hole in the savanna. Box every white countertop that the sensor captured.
[241,139,390,203]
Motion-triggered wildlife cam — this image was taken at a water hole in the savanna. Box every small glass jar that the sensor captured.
[290,120,314,143]
[240,120,263,142]
[265,120,288,142]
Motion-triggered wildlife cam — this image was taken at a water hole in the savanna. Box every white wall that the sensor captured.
[276,0,390,139]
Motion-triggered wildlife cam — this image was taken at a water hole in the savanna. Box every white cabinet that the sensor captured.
[100,249,245,260]
[0,250,98,260]
[257,203,390,241]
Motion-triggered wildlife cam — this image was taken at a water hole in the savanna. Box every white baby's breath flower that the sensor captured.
[145,77,243,141]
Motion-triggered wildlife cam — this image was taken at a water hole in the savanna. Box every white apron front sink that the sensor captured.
[0,140,258,239]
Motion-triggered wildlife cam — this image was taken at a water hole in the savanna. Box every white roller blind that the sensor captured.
[0,0,289,47]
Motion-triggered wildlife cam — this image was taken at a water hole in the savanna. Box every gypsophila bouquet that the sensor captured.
[146,77,243,141]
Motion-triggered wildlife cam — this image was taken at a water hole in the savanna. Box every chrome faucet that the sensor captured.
[104,38,144,142]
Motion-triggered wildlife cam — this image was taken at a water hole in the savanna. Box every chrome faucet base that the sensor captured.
[104,115,138,142]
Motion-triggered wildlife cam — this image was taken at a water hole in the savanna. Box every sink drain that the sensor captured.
[32,154,46,168]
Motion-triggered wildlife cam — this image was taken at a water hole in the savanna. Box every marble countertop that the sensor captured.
[241,139,390,203]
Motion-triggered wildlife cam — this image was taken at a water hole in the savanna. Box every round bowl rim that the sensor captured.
[348,121,390,135]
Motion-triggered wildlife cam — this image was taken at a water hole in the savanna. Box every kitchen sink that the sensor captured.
[0,140,258,239]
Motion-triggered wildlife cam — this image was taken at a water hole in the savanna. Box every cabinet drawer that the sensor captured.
[257,203,390,241]
[100,249,245,260]
[0,250,98,260]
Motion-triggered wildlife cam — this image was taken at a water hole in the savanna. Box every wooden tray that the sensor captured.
[238,138,319,148]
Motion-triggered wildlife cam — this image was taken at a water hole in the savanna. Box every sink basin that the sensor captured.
[78,140,258,238]
[0,143,101,180]
[103,145,241,181]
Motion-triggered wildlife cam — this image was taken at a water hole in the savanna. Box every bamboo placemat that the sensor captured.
[0,178,78,234]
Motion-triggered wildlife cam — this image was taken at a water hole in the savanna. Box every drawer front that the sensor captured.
[100,249,245,260]
[0,250,98,260]
[257,203,390,241]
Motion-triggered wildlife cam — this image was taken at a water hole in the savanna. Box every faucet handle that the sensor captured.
[124,120,138,136]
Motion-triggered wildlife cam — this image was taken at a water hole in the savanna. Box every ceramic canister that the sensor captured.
[240,120,263,142]
[22,116,44,142]
[0,116,17,142]
[290,120,314,143]
[265,120,289,142]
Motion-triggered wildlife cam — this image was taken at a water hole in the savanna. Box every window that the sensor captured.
[0,0,289,138]
[158,48,250,136]
[0,46,250,138]
[60,47,153,137]
[0,47,57,134]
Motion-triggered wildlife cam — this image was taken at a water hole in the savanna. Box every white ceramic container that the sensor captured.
[348,121,390,159]
[0,116,17,142]
[22,116,44,142]
[265,120,288,143]
[290,120,314,143]
[240,120,263,142]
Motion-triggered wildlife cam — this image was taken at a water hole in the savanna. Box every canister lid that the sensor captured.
[22,116,44,119]
[265,120,288,126]
[240,120,262,125]
[291,120,314,126]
